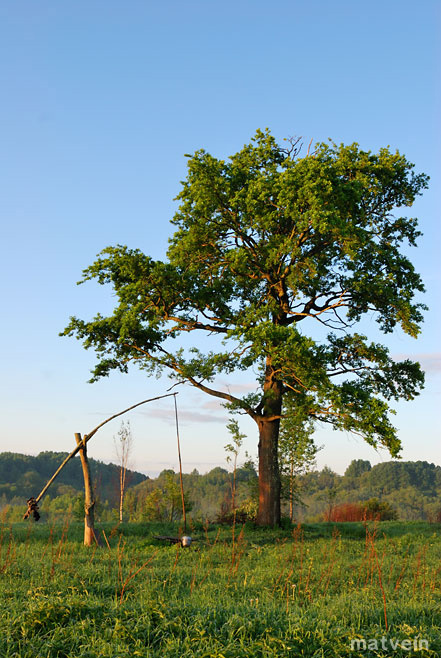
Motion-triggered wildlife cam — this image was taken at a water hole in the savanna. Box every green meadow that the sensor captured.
[1,521,440,657]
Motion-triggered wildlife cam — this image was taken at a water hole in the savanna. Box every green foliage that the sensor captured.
[345,459,372,478]
[143,488,167,522]
[142,472,193,522]
[62,129,428,462]
[278,398,319,518]
[216,495,259,524]
[224,418,246,467]
[71,493,85,521]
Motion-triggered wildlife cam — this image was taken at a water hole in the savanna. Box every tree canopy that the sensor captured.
[344,459,372,479]
[63,129,428,525]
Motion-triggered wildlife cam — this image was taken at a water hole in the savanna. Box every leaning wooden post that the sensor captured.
[75,432,97,546]
[23,393,178,531]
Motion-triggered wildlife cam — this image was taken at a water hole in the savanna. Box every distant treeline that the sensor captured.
[0,451,147,508]
[1,452,440,523]
[296,459,441,522]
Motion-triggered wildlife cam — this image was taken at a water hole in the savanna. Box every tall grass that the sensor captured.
[0,520,439,657]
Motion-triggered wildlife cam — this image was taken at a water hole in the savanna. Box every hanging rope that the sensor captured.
[154,394,194,546]
[174,393,187,533]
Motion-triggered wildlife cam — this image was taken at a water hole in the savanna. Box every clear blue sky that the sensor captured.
[0,1,439,476]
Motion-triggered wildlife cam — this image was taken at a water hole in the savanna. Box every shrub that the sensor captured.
[363,498,398,521]
[329,503,365,522]
[215,497,258,524]
[327,499,398,522]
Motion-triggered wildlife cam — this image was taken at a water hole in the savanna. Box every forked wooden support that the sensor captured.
[74,432,100,546]
[23,392,178,545]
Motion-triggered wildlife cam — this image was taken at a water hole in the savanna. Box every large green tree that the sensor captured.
[63,130,428,526]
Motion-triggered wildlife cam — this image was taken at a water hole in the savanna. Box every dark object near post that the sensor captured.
[154,535,194,547]
[23,497,40,521]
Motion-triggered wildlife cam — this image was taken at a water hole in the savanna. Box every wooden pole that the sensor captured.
[75,433,97,546]
[289,460,294,523]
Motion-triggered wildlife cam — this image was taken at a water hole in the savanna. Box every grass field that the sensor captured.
[1,520,440,657]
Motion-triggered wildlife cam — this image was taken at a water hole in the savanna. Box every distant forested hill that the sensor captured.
[1,453,440,523]
[0,451,148,507]
[296,460,441,522]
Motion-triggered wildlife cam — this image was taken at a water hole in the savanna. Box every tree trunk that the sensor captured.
[256,368,283,526]
[256,419,281,526]
[75,433,98,546]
